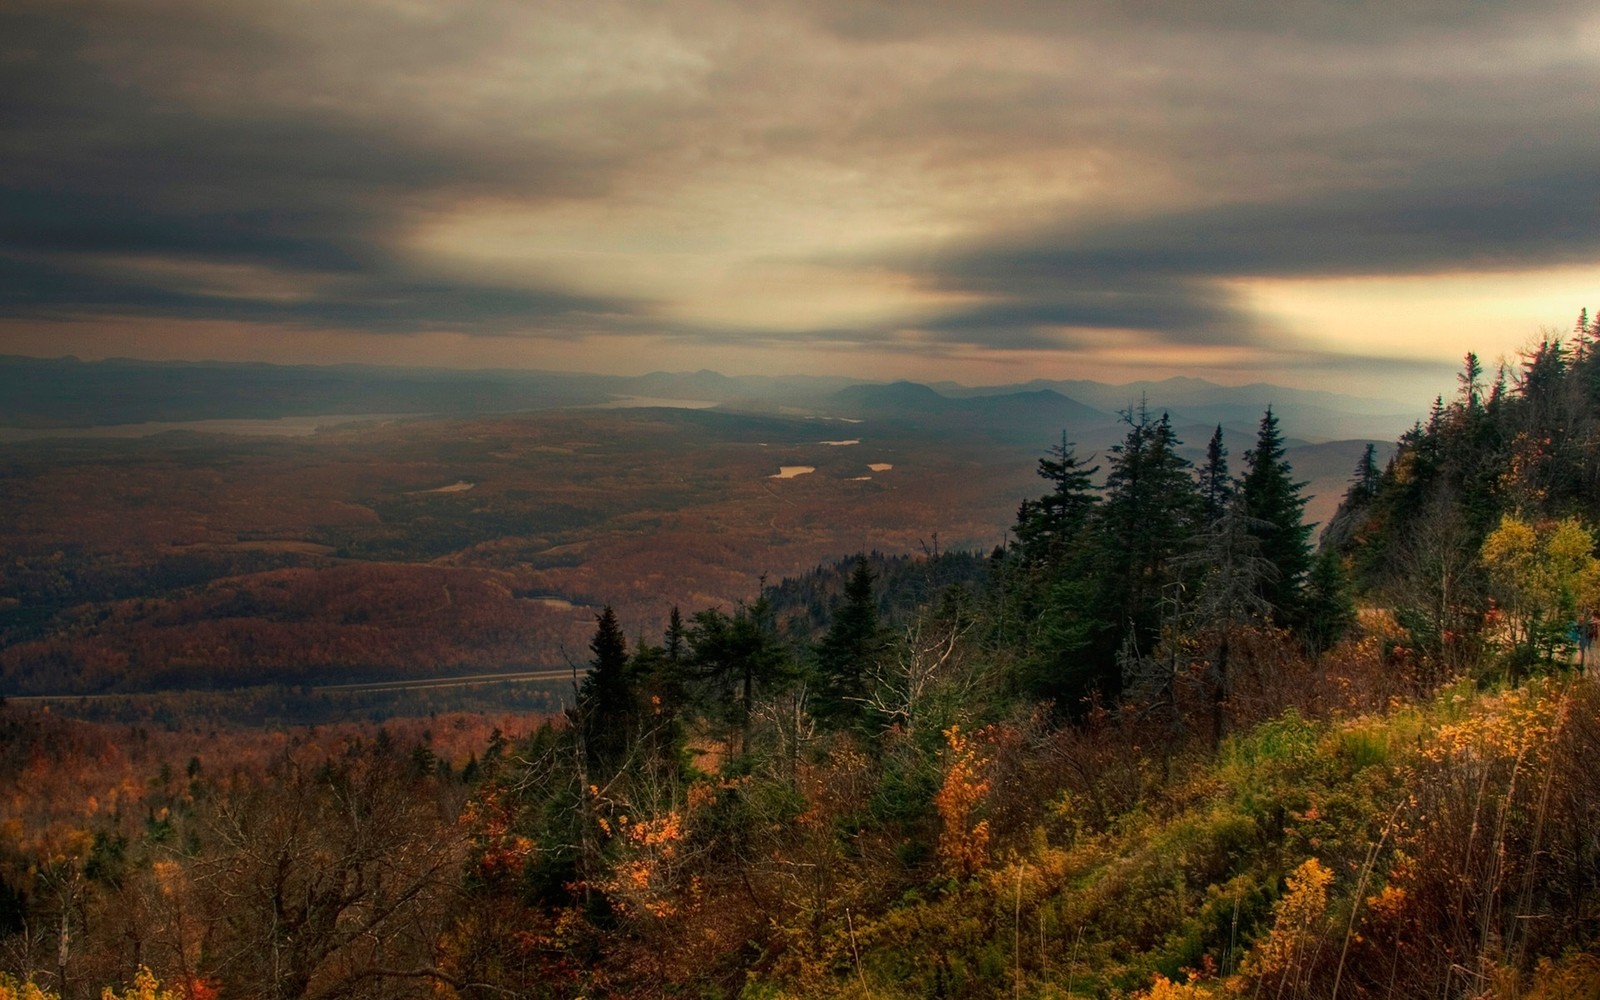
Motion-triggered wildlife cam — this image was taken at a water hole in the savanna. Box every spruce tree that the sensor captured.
[1238,407,1312,624]
[1458,352,1484,413]
[1302,548,1357,658]
[655,604,691,715]
[1200,424,1231,525]
[1354,443,1380,499]
[577,605,632,768]
[1087,403,1202,699]
[1321,442,1384,554]
[1099,406,1201,596]
[1013,432,1098,566]
[664,605,686,664]
[687,595,793,758]
[813,554,885,728]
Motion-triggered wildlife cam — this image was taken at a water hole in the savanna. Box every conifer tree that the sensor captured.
[1458,351,1484,413]
[1099,406,1201,595]
[1012,432,1098,565]
[1301,548,1357,658]
[813,554,885,728]
[1200,424,1231,525]
[1086,403,1202,699]
[1355,442,1380,498]
[622,625,693,784]
[1238,407,1312,624]
[650,604,691,717]
[687,595,793,757]
[1321,443,1385,554]
[665,605,686,664]
[577,605,632,768]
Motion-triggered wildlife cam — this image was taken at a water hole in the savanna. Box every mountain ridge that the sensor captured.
[0,355,1424,443]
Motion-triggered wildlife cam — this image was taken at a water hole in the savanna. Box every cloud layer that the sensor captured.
[4,0,1598,393]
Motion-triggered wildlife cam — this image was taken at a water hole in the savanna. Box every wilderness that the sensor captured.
[5,318,1600,998]
[11,0,1600,994]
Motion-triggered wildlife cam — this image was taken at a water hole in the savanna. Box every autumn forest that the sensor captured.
[8,321,1600,999]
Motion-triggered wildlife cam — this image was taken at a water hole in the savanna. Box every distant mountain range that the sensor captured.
[0,355,1425,445]
[830,381,1109,445]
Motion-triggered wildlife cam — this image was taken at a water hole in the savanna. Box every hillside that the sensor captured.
[0,387,1381,704]
[8,330,1600,998]
[0,407,1040,697]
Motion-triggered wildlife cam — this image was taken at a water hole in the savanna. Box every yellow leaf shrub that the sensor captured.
[934,725,991,879]
[100,967,183,1000]
[1240,858,1333,991]
[0,975,59,1000]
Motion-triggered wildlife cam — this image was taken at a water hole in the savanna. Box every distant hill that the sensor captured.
[832,380,954,414]
[1286,438,1397,533]
[830,381,1111,446]
[937,375,1418,443]
[0,356,1420,446]
[0,355,607,428]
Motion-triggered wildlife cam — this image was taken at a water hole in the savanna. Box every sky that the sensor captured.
[3,0,1600,407]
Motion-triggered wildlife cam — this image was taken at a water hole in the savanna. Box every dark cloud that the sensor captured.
[905,281,1265,350]
[895,149,1600,350]
[0,0,635,330]
[801,0,1592,45]
[1,0,1597,373]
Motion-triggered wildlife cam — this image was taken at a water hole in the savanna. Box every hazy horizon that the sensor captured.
[0,352,1430,411]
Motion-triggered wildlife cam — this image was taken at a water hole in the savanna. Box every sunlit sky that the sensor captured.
[4,0,1600,408]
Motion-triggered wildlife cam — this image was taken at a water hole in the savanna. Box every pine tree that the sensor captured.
[1238,407,1312,624]
[1301,548,1357,658]
[664,605,686,664]
[1200,424,1231,525]
[813,554,885,728]
[1458,352,1484,413]
[1013,432,1098,566]
[687,595,793,758]
[1087,403,1202,700]
[577,605,632,768]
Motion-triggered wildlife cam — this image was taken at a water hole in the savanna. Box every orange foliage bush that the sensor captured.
[935,725,993,880]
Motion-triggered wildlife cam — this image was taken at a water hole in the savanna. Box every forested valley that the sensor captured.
[10,319,1600,999]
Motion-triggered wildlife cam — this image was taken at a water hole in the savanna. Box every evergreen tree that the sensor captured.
[647,604,691,718]
[1013,432,1098,565]
[1084,403,1202,702]
[813,554,885,728]
[1488,364,1508,414]
[1321,443,1385,554]
[622,632,694,787]
[577,605,632,768]
[687,595,793,758]
[1338,443,1383,513]
[664,605,686,665]
[1098,406,1201,598]
[1458,351,1484,413]
[1301,548,1357,658]
[1354,443,1381,500]
[1200,424,1231,525]
[1015,572,1106,712]
[1238,407,1312,624]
